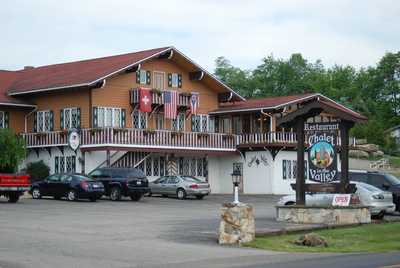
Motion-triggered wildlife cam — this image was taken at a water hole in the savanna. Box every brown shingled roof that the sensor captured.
[0,70,35,107]
[210,93,367,121]
[7,47,171,95]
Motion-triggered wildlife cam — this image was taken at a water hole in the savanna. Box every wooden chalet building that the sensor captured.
[0,46,367,194]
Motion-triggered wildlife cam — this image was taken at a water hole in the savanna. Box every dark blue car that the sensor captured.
[30,173,104,202]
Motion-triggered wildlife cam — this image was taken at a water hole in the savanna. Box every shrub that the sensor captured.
[0,128,26,173]
[26,161,50,182]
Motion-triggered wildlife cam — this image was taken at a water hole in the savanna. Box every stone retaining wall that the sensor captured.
[276,206,371,225]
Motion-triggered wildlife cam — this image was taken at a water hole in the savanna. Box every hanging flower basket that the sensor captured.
[171,131,184,137]
[143,129,156,136]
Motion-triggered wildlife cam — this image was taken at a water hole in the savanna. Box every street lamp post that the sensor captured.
[231,169,241,204]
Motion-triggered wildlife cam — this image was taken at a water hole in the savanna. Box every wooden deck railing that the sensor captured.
[21,129,356,150]
[129,88,191,107]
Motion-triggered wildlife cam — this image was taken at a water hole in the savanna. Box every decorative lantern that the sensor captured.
[231,169,242,204]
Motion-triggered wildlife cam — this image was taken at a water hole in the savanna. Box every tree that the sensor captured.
[213,51,400,153]
[0,129,26,173]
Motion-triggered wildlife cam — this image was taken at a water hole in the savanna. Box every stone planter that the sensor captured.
[276,206,371,225]
[218,202,255,245]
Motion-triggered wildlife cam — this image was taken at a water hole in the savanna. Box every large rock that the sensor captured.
[355,139,368,145]
[349,149,369,159]
[219,203,255,244]
[294,233,328,247]
[371,150,385,157]
[355,144,380,153]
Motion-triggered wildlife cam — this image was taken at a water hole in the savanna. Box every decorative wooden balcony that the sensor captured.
[129,88,191,107]
[22,128,238,152]
[21,129,356,152]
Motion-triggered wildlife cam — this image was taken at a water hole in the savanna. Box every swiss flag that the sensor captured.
[139,87,152,113]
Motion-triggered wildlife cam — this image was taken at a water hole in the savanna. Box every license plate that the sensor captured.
[137,181,142,185]
[92,185,99,188]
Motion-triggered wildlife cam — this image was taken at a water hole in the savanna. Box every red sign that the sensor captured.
[332,194,351,206]
[139,88,152,113]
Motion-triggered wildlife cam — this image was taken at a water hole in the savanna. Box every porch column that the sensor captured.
[106,150,111,167]
[81,151,86,174]
[296,117,305,205]
[340,121,353,193]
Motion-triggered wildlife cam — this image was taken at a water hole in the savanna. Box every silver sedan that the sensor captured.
[149,175,211,200]
[277,181,395,219]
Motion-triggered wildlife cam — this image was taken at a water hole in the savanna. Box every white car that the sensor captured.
[277,181,395,219]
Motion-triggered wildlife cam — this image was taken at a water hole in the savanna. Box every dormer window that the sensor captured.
[168,73,182,88]
[136,69,151,85]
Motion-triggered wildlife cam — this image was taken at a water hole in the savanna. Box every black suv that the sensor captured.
[89,168,149,201]
[347,171,400,211]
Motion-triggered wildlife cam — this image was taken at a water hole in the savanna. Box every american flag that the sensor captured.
[164,90,178,119]
[190,93,199,115]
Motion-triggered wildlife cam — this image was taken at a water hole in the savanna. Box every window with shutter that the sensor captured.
[133,110,147,129]
[0,111,4,128]
[36,110,52,132]
[172,112,185,131]
[96,107,124,128]
[171,73,179,87]
[139,70,147,85]
[62,107,80,129]
[178,74,182,88]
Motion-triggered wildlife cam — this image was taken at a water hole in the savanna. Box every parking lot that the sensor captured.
[0,194,305,268]
[0,194,399,268]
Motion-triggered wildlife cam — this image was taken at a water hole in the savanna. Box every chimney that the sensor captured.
[23,66,35,70]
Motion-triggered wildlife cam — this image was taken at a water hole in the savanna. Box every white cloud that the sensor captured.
[0,0,399,72]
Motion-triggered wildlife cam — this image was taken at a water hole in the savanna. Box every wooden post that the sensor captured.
[296,117,306,205]
[106,150,111,167]
[81,151,86,174]
[340,121,352,193]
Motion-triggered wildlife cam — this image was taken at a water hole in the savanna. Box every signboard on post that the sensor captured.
[68,129,80,152]
[306,123,339,183]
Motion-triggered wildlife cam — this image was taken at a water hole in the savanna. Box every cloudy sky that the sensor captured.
[1,0,399,72]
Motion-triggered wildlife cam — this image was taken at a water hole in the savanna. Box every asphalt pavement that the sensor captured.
[0,194,398,268]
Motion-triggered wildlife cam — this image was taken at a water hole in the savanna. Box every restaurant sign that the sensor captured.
[306,123,338,183]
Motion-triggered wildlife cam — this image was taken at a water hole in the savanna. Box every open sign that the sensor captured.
[332,194,351,206]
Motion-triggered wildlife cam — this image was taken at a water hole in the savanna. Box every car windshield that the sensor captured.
[384,174,400,186]
[181,176,202,183]
[356,182,381,192]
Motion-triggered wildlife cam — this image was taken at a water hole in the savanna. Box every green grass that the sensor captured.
[244,223,400,253]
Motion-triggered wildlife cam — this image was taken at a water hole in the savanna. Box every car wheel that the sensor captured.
[130,193,142,201]
[67,190,77,201]
[7,193,20,203]
[89,197,97,202]
[110,187,122,201]
[31,188,41,199]
[195,195,204,200]
[176,188,186,200]
[285,201,296,206]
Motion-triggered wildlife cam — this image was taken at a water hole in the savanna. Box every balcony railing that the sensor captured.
[22,128,238,151]
[130,88,191,107]
[21,129,356,151]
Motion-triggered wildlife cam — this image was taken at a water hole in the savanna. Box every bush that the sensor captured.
[0,128,26,173]
[26,161,50,183]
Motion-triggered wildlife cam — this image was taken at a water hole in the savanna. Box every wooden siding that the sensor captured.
[26,88,91,131]
[0,107,29,133]
[91,58,219,131]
